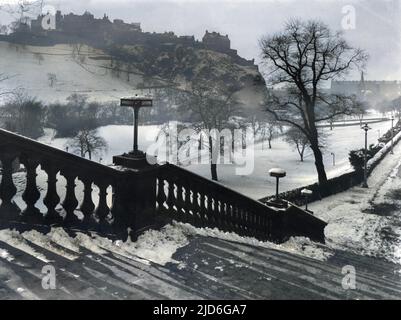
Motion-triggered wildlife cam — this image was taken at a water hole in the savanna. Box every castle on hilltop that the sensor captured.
[331,73,401,104]
[11,11,254,66]
[30,11,141,36]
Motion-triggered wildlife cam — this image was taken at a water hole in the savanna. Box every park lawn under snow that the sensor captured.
[39,119,393,200]
[0,41,142,104]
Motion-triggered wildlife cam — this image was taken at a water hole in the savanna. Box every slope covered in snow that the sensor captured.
[0,41,143,103]
[0,40,265,108]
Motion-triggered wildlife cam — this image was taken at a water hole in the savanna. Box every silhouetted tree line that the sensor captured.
[0,90,44,139]
[0,90,185,139]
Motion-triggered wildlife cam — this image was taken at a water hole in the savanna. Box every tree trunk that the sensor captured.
[300,146,306,162]
[268,138,272,149]
[311,142,327,185]
[211,163,218,181]
[209,136,218,181]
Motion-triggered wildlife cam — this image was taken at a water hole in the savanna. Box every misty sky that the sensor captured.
[1,0,401,80]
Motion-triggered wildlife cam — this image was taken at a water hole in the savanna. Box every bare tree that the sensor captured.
[261,118,282,150]
[260,19,367,185]
[34,52,44,65]
[285,127,309,162]
[178,60,240,181]
[66,93,88,118]
[66,129,108,160]
[0,0,44,30]
[355,100,368,125]
[1,89,44,138]
[0,25,8,35]
[47,73,57,87]
[0,73,15,99]
[248,115,262,138]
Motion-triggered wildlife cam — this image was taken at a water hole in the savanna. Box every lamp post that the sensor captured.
[121,95,153,155]
[269,168,286,203]
[391,116,395,155]
[362,123,371,188]
[113,95,155,169]
[301,188,313,213]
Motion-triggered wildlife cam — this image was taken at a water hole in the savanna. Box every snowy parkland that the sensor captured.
[1,40,401,299]
[1,112,401,299]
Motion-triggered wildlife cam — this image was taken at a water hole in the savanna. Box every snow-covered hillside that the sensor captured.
[0,41,143,103]
[0,40,265,109]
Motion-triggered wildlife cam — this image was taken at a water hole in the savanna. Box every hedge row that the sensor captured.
[260,170,363,207]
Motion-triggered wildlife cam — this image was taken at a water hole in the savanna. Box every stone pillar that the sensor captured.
[112,153,159,241]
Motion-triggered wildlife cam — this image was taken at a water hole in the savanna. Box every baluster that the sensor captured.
[176,178,185,217]
[227,203,234,231]
[244,209,252,237]
[166,177,176,218]
[210,196,217,226]
[232,203,240,233]
[42,162,62,224]
[156,178,167,214]
[20,155,43,224]
[94,181,110,225]
[79,175,96,227]
[237,203,245,235]
[223,202,230,231]
[61,170,80,226]
[218,200,226,230]
[212,189,221,227]
[183,179,193,224]
[199,187,208,226]
[191,186,202,227]
[0,152,20,220]
[240,201,248,235]
[247,209,254,236]
[204,192,212,225]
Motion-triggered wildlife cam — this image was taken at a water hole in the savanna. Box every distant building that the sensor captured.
[331,72,401,103]
[30,11,141,35]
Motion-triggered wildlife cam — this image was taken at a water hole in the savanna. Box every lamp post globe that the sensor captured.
[269,168,286,203]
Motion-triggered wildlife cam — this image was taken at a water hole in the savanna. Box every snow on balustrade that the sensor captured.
[0,128,156,241]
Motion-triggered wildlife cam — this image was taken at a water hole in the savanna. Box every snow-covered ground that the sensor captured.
[3,118,401,299]
[310,135,401,265]
[0,41,142,104]
[39,118,393,200]
[0,222,331,268]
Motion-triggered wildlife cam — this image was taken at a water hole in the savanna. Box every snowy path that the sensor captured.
[310,138,401,265]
